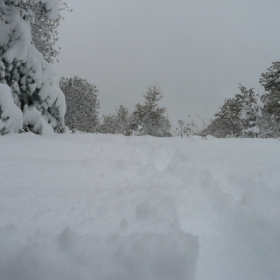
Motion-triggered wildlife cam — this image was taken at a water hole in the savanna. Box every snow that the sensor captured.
[0,134,280,280]
[0,84,23,134]
[23,105,54,135]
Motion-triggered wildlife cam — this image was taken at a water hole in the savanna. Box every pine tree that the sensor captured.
[214,93,243,136]
[238,86,262,137]
[0,0,66,135]
[131,85,171,137]
[99,114,117,134]
[260,62,280,122]
[115,105,132,135]
[21,0,71,63]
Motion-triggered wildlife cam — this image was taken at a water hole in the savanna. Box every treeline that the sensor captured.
[204,62,280,138]
[60,77,172,137]
[61,61,280,139]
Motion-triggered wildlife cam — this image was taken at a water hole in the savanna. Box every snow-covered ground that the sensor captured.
[0,133,280,280]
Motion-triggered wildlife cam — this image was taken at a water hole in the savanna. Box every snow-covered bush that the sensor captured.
[59,76,100,133]
[0,0,66,135]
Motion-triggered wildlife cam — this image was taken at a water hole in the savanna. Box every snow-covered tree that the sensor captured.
[114,105,132,135]
[210,85,262,137]
[0,84,23,135]
[0,0,66,135]
[59,76,100,133]
[131,86,171,137]
[239,86,262,137]
[98,114,116,134]
[214,93,243,136]
[98,105,132,135]
[21,0,70,63]
[260,62,280,122]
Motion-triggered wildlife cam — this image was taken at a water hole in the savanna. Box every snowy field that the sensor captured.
[0,133,280,280]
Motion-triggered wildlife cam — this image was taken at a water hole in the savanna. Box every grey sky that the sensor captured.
[55,0,280,128]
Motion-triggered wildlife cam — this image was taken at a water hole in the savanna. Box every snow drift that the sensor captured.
[0,134,280,280]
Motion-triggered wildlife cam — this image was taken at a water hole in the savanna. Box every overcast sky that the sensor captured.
[55,0,280,127]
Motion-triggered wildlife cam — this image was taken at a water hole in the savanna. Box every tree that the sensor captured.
[98,105,132,135]
[239,86,262,137]
[211,85,261,137]
[260,62,280,122]
[114,105,132,135]
[59,76,100,133]
[19,0,71,63]
[0,0,66,135]
[98,114,117,134]
[131,86,171,137]
[214,92,243,136]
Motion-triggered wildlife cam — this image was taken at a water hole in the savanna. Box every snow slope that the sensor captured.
[0,133,280,280]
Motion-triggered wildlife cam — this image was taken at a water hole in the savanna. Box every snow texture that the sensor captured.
[0,134,280,280]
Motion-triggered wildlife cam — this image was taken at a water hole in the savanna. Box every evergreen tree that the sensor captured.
[21,0,71,63]
[98,105,132,135]
[59,76,99,133]
[214,92,243,136]
[260,62,280,122]
[99,114,117,134]
[115,105,131,135]
[131,85,171,137]
[0,0,66,135]
[211,85,261,137]
[239,86,262,137]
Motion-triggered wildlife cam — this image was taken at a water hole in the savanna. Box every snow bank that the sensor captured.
[0,134,280,279]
